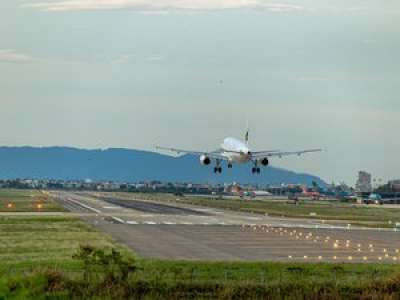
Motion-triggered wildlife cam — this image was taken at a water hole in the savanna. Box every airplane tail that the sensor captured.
[245,121,249,145]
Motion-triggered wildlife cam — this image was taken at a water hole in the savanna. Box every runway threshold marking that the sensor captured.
[67,198,102,214]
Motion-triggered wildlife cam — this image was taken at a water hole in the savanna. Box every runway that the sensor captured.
[51,191,400,263]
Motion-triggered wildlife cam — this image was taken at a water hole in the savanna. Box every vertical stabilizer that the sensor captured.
[245,120,249,145]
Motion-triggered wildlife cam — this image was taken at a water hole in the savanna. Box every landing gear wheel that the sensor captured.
[228,163,233,169]
[214,167,222,174]
[256,167,261,174]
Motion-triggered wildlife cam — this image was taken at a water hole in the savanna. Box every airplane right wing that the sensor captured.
[251,148,322,159]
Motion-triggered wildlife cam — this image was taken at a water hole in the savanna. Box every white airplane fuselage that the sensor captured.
[221,137,251,163]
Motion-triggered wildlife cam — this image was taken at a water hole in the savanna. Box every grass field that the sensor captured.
[0,189,65,212]
[0,216,126,273]
[112,192,400,228]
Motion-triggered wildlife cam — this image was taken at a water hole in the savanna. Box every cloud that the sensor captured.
[363,39,377,44]
[0,49,34,63]
[146,55,165,62]
[298,76,329,82]
[109,54,165,64]
[23,0,306,13]
[111,53,136,64]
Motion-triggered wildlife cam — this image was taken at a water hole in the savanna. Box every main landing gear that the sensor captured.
[252,161,261,174]
[214,159,222,174]
[214,166,222,174]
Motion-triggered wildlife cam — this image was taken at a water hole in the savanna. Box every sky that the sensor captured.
[1,0,399,185]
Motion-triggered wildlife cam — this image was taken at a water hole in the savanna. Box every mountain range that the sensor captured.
[0,147,326,186]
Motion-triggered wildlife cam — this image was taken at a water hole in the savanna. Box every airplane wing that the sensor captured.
[155,146,227,160]
[251,149,322,159]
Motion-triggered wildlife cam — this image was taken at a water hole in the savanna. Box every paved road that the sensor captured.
[51,191,400,263]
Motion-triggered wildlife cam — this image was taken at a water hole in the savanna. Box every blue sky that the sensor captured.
[1,0,399,184]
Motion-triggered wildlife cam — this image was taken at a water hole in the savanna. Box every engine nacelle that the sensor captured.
[200,155,211,165]
[261,158,269,166]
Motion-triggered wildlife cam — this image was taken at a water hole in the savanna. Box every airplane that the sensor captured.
[156,129,322,174]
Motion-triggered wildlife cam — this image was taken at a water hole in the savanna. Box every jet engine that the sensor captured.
[261,158,269,166]
[200,155,211,165]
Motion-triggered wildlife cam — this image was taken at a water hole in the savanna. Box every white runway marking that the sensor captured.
[103,206,121,209]
[126,221,138,225]
[162,222,176,225]
[144,221,157,225]
[195,208,214,212]
[111,216,125,224]
[245,216,262,220]
[67,198,102,214]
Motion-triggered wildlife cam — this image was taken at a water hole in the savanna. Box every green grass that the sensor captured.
[0,189,65,212]
[0,216,129,273]
[137,259,399,285]
[112,192,400,228]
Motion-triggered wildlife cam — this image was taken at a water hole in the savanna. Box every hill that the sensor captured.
[0,147,326,186]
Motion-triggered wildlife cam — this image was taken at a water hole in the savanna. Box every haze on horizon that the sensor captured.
[0,0,399,185]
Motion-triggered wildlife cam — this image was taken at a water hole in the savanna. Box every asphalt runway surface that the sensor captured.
[51,191,400,263]
[97,196,209,216]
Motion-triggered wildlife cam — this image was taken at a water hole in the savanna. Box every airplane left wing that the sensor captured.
[156,146,207,156]
[252,149,322,159]
[156,146,227,160]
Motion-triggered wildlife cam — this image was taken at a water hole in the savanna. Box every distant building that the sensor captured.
[389,180,400,192]
[355,171,372,193]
